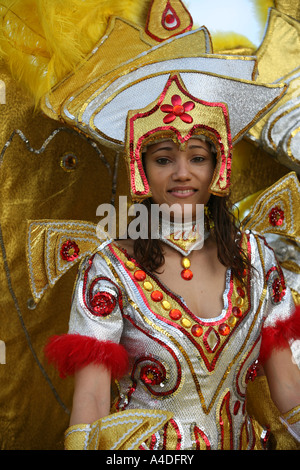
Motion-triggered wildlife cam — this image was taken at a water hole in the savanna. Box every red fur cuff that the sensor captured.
[44,334,129,379]
[259,305,300,364]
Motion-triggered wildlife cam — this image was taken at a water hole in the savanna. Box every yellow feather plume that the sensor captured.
[0,0,149,104]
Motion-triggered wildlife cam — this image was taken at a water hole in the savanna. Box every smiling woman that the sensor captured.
[44,0,300,451]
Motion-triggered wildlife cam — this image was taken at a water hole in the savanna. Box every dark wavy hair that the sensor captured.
[133,195,250,286]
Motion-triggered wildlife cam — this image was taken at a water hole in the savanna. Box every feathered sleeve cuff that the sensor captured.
[44,333,129,379]
[259,305,300,364]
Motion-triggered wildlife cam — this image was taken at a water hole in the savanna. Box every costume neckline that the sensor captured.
[109,240,233,324]
[151,213,210,256]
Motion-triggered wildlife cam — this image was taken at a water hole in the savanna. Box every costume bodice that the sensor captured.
[68,232,294,450]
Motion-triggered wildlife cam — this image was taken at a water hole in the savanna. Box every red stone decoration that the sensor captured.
[181,268,193,280]
[161,94,195,124]
[60,240,80,261]
[236,287,245,298]
[218,323,230,336]
[89,291,117,317]
[169,308,182,320]
[232,306,243,318]
[151,290,164,302]
[269,206,285,227]
[191,324,203,337]
[134,270,147,281]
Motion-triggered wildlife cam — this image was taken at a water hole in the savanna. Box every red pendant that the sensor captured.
[181,268,193,280]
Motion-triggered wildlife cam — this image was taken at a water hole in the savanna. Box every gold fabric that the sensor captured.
[247,377,300,450]
[64,409,173,450]
[40,19,210,126]
[248,9,300,148]
[27,220,100,304]
[240,172,300,244]
[0,61,128,450]
[275,0,300,21]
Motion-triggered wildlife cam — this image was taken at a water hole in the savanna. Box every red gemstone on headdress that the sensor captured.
[169,309,182,320]
[134,270,146,281]
[173,105,184,116]
[151,290,163,302]
[181,268,193,280]
[161,95,195,124]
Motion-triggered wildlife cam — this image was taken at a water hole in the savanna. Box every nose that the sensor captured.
[172,157,191,181]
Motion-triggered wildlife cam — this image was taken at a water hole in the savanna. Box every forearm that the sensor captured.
[69,363,112,426]
[70,389,111,426]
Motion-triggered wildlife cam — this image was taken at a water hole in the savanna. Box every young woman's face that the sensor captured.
[144,138,215,218]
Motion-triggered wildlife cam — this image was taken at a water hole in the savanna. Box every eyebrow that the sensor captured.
[149,143,210,155]
[150,145,175,154]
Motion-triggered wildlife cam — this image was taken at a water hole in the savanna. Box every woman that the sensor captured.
[46,134,300,450]
[44,37,300,448]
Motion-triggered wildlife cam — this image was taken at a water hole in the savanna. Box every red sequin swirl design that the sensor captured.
[82,257,123,317]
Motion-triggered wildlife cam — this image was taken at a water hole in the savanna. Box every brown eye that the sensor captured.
[191,156,204,162]
[156,157,171,165]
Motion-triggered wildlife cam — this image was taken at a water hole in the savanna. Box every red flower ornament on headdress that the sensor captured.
[161,94,195,123]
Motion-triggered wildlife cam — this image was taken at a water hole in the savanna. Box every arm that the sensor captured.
[264,346,300,442]
[69,363,111,426]
[263,346,300,414]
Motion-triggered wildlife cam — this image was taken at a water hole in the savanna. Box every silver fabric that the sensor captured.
[85,70,285,147]
[68,233,295,450]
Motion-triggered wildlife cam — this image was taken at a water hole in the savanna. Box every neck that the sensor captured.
[151,213,209,256]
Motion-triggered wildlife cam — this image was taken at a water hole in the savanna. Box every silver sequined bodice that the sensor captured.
[68,232,294,450]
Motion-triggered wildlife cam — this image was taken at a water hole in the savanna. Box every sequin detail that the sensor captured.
[269,206,285,226]
[60,240,80,261]
[89,291,117,317]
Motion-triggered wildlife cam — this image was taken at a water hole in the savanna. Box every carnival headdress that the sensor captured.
[38,0,287,201]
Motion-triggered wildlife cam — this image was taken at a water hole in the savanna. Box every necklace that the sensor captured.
[153,215,210,280]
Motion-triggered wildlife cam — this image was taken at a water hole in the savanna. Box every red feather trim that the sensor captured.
[44,334,129,379]
[259,305,300,364]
